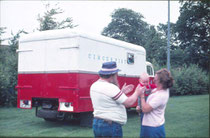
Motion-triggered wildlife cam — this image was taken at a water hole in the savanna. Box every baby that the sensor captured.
[136,72,156,113]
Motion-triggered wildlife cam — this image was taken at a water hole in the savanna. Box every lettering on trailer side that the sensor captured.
[88,53,127,65]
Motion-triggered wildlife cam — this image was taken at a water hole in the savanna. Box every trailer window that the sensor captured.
[127,53,134,64]
[147,65,153,76]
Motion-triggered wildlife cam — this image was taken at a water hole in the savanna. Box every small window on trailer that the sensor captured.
[147,65,153,76]
[127,53,134,64]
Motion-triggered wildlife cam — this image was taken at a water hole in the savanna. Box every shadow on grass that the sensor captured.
[37,109,139,128]
[36,118,82,129]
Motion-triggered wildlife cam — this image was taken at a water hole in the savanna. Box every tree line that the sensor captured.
[0,1,209,106]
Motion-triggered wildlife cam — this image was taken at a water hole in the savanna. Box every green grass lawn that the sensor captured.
[0,94,209,137]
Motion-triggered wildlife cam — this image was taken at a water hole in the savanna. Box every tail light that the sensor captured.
[20,100,31,108]
[59,102,73,111]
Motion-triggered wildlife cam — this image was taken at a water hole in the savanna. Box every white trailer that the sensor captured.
[17,29,154,125]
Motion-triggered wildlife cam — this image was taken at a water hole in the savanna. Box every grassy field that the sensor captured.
[0,94,209,137]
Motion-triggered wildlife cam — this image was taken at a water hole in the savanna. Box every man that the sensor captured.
[90,61,144,137]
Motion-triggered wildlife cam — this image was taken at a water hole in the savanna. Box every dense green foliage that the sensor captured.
[144,26,167,66]
[0,30,27,106]
[170,64,209,96]
[0,44,17,106]
[175,1,210,70]
[157,23,186,67]
[102,8,149,46]
[153,62,209,96]
[0,95,209,137]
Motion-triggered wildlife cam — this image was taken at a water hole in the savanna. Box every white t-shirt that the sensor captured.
[142,88,169,127]
[90,79,128,125]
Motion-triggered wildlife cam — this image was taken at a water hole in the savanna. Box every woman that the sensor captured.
[137,68,174,138]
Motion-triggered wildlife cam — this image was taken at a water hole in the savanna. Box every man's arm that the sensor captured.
[123,91,139,107]
[123,85,145,107]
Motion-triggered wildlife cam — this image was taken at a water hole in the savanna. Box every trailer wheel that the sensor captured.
[80,112,93,127]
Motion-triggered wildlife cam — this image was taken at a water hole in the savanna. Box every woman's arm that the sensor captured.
[140,94,153,113]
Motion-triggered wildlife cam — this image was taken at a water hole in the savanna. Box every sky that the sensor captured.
[0,1,181,45]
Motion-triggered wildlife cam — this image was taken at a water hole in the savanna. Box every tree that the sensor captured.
[144,25,167,66]
[0,27,7,45]
[175,1,210,71]
[102,8,149,46]
[157,23,179,49]
[37,3,77,31]
[0,30,27,106]
[0,27,7,106]
[102,8,167,66]
[157,23,185,67]
[9,30,28,50]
